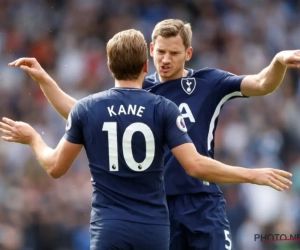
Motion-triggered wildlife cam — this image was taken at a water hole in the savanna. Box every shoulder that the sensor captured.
[190,67,244,86]
[144,73,159,89]
[155,95,179,112]
[70,90,107,114]
[78,90,114,108]
[68,97,88,120]
[90,89,113,101]
[191,67,230,79]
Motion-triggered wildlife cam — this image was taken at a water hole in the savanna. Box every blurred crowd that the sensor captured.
[0,0,300,249]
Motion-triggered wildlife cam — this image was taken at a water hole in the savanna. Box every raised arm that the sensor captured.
[9,58,77,120]
[0,117,82,178]
[240,50,300,96]
[171,143,292,191]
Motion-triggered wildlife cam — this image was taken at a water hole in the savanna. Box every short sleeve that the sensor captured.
[163,99,192,149]
[216,69,246,95]
[64,102,85,144]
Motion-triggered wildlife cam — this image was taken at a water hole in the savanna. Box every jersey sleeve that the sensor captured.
[215,69,246,95]
[163,99,192,149]
[63,101,85,144]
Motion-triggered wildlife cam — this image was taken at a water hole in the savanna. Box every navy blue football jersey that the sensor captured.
[64,88,192,225]
[144,68,246,195]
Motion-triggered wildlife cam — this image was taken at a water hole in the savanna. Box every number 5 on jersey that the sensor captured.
[102,122,155,172]
[224,230,232,250]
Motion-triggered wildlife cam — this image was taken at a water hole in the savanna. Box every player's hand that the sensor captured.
[250,168,292,191]
[275,50,300,68]
[8,57,49,83]
[0,117,37,145]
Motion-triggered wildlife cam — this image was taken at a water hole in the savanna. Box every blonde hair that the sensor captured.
[107,29,148,80]
[152,19,192,49]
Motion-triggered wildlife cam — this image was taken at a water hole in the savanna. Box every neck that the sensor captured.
[159,68,189,83]
[115,79,142,89]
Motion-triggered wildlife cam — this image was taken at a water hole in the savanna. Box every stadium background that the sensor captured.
[0,0,299,249]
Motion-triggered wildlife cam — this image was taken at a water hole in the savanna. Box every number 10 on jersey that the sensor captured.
[102,122,155,172]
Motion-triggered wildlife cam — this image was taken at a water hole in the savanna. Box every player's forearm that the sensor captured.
[256,53,287,95]
[29,133,59,178]
[39,75,77,120]
[188,156,252,184]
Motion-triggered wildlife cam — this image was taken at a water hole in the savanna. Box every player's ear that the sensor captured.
[143,60,149,74]
[149,42,154,57]
[185,47,193,62]
[107,59,113,74]
[107,65,112,75]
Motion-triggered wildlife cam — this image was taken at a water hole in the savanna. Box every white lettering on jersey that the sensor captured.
[178,103,195,123]
[128,105,137,115]
[118,105,126,115]
[107,105,145,117]
[136,106,145,117]
[107,105,117,116]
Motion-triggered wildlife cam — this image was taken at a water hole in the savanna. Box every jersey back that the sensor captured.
[64,88,191,225]
[144,68,245,195]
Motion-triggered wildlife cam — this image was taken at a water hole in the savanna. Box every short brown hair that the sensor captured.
[151,19,192,49]
[107,29,148,80]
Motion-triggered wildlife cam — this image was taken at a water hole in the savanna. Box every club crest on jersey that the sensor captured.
[176,115,187,132]
[181,78,196,95]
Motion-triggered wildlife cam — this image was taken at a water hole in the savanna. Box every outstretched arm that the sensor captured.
[241,50,300,96]
[0,117,82,178]
[9,58,77,120]
[171,143,292,191]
